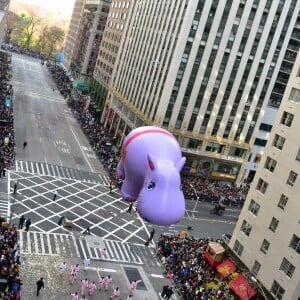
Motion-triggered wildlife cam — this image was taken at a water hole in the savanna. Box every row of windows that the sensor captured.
[101,41,119,54]
[181,137,247,158]
[234,236,298,279]
[111,1,130,9]
[109,11,127,20]
[104,30,122,43]
[107,21,125,31]
[98,50,116,64]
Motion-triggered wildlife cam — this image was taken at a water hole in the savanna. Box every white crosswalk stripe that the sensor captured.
[77,238,144,264]
[19,231,80,257]
[14,160,109,185]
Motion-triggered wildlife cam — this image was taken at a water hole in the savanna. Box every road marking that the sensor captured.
[151,274,164,278]
[70,127,94,173]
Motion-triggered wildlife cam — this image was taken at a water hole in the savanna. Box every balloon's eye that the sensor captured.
[147,181,155,190]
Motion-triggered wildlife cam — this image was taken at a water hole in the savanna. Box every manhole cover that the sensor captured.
[74,156,85,165]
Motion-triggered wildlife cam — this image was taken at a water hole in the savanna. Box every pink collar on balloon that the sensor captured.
[121,128,176,159]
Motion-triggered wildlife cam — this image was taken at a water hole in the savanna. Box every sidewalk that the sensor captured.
[20,253,162,299]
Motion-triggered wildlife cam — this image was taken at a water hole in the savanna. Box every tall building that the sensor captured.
[229,50,300,300]
[91,0,133,118]
[104,0,300,183]
[70,0,111,82]
[62,0,85,70]
[245,11,300,183]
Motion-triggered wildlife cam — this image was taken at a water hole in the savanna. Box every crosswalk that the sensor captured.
[0,179,9,218]
[19,231,158,266]
[15,160,109,185]
[19,231,80,257]
[77,238,154,265]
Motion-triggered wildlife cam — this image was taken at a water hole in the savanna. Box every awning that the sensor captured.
[72,80,89,91]
[216,259,237,278]
[229,273,257,300]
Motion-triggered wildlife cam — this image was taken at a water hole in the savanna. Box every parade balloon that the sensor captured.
[117,126,186,226]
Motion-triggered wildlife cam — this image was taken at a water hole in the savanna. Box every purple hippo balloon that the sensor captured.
[117,126,186,226]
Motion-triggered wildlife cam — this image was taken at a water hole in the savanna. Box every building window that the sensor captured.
[278,194,288,210]
[260,239,270,254]
[289,87,300,103]
[296,148,300,161]
[289,234,300,254]
[248,199,260,216]
[279,258,295,278]
[287,171,297,186]
[233,240,244,256]
[259,123,272,132]
[256,178,268,194]
[264,156,277,172]
[205,142,225,154]
[280,111,294,127]
[240,220,252,236]
[269,217,279,232]
[273,134,285,150]
[228,146,247,158]
[271,281,285,300]
[251,260,261,276]
[254,138,267,146]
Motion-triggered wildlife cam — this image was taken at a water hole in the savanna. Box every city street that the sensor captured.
[3,53,241,299]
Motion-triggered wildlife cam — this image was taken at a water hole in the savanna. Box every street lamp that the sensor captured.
[251,276,267,300]
[190,184,200,214]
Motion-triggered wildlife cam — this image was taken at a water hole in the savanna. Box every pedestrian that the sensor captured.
[88,281,96,295]
[23,141,27,149]
[18,215,25,229]
[165,286,174,300]
[99,248,107,259]
[2,168,5,177]
[36,277,44,296]
[110,287,120,299]
[53,190,58,201]
[60,261,67,273]
[83,256,90,269]
[79,296,86,300]
[73,263,80,274]
[83,226,90,235]
[109,179,113,193]
[145,228,155,246]
[161,285,169,298]
[13,181,18,195]
[130,279,142,295]
[81,278,88,295]
[69,269,76,284]
[127,295,133,300]
[104,274,112,290]
[25,218,31,232]
[70,292,79,300]
[98,276,105,290]
[127,203,133,213]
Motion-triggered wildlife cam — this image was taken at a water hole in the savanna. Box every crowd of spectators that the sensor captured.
[182,176,249,207]
[0,51,15,174]
[157,235,236,300]
[0,218,21,300]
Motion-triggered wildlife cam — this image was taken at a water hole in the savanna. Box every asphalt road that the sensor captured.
[5,53,241,299]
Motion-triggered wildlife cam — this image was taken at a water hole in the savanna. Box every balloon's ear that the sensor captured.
[147,153,157,171]
[176,157,186,172]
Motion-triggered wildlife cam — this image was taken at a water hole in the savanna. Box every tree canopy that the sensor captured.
[4,10,66,58]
